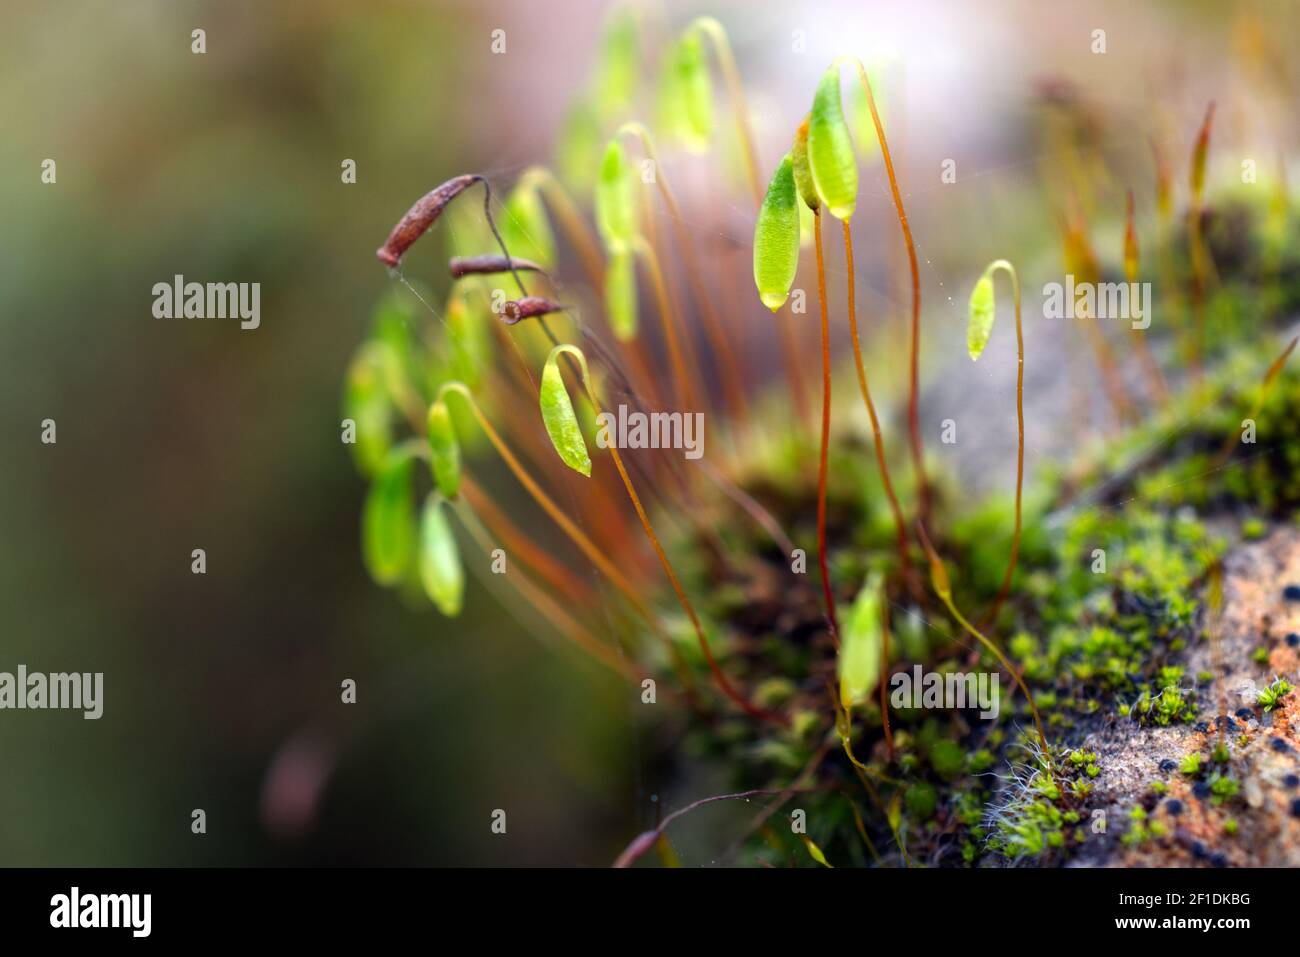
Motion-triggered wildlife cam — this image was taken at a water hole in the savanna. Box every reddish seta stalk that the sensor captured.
[812,209,840,642]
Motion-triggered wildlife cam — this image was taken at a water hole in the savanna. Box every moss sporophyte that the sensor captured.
[346,14,1300,867]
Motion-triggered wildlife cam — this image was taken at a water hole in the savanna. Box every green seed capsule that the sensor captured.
[594,8,638,120]
[594,139,638,249]
[362,447,417,587]
[838,573,883,709]
[605,246,638,341]
[753,153,801,312]
[418,493,464,617]
[968,269,996,360]
[444,286,489,389]
[343,342,393,477]
[540,349,592,477]
[501,180,556,269]
[791,116,819,211]
[426,400,461,499]
[807,64,858,220]
[665,31,713,151]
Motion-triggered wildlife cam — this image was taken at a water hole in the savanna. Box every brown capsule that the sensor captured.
[448,254,545,280]
[376,174,480,268]
[500,296,568,325]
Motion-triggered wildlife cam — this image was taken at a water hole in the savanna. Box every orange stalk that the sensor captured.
[812,210,841,642]
[552,346,785,725]
[1188,102,1216,380]
[453,496,638,680]
[618,123,750,425]
[845,58,928,523]
[522,166,606,294]
[1124,188,1169,404]
[842,220,911,591]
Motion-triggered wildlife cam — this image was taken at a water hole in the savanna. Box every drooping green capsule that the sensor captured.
[753,153,801,312]
[807,64,858,220]
[838,573,883,709]
[661,31,713,152]
[605,246,638,341]
[500,180,556,269]
[370,288,421,407]
[540,350,592,476]
[426,400,461,499]
[967,269,997,360]
[593,8,638,120]
[362,447,417,587]
[343,342,393,477]
[418,494,464,617]
[594,139,638,250]
[444,285,489,389]
[791,117,819,211]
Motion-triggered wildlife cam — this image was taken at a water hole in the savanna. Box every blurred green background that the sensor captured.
[0,0,645,866]
[0,0,1292,865]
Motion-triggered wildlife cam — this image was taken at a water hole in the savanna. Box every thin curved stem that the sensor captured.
[459,474,591,607]
[812,211,841,644]
[1188,102,1216,382]
[632,238,699,412]
[946,597,1047,761]
[521,166,606,294]
[978,260,1023,630]
[840,56,928,524]
[617,123,750,426]
[916,524,1052,773]
[452,495,637,680]
[842,221,912,591]
[1211,334,1298,470]
[878,600,895,760]
[436,383,649,626]
[612,786,817,868]
[689,17,762,205]
[551,345,785,726]
[1063,207,1134,427]
[1124,191,1169,405]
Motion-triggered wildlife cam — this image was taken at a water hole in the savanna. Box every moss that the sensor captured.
[675,292,1300,867]
[1258,677,1293,712]
[904,782,938,821]
[928,739,966,779]
[1210,775,1239,806]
